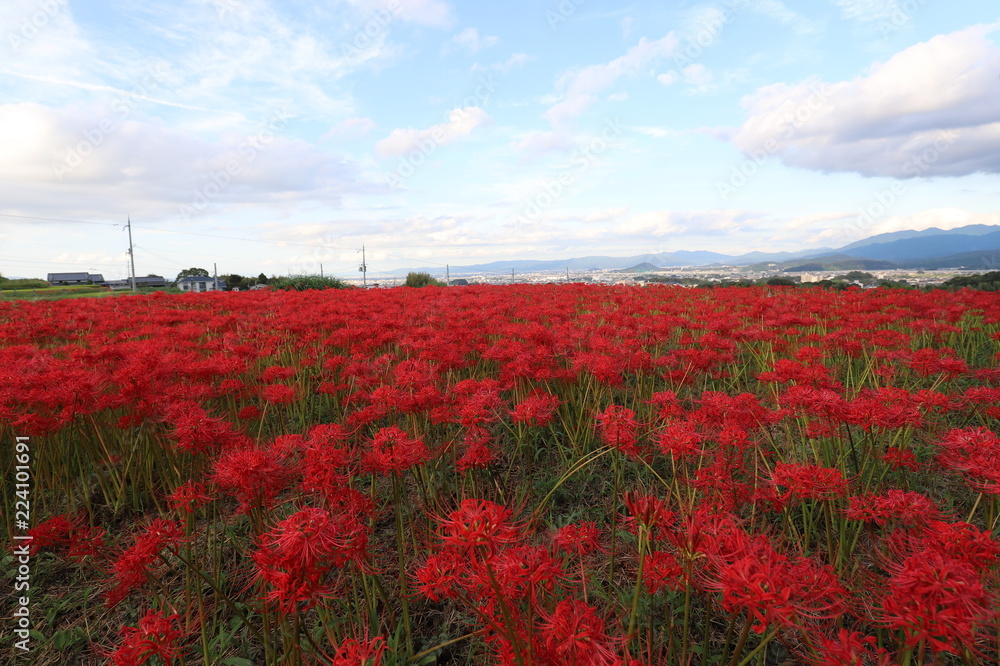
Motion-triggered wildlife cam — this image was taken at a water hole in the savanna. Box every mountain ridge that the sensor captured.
[396,224,1000,275]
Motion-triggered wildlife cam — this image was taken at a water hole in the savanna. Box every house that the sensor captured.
[104,275,167,290]
[47,272,105,285]
[177,276,223,292]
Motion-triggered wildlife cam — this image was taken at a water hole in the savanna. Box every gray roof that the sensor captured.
[177,276,221,283]
[47,272,90,281]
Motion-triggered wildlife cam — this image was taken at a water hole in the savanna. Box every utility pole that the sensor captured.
[511,268,515,284]
[358,245,367,287]
[320,263,324,277]
[566,267,569,282]
[213,263,218,291]
[446,264,450,286]
[126,216,137,293]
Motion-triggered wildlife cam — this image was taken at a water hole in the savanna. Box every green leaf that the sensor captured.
[222,658,257,666]
[29,629,45,641]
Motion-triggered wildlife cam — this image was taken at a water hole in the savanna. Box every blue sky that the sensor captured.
[1,0,998,279]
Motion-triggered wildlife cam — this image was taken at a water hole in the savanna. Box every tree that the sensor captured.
[221,274,246,291]
[834,271,876,286]
[765,277,798,287]
[257,273,269,285]
[405,271,446,287]
[176,268,209,282]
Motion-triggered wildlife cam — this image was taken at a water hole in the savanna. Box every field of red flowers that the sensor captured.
[2,284,1000,665]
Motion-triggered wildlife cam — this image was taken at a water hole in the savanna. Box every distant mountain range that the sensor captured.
[402,224,1000,275]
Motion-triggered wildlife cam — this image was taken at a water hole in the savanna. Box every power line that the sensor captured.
[2,211,473,275]
[0,213,117,226]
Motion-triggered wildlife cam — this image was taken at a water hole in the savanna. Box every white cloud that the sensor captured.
[544,34,679,125]
[616,209,764,237]
[375,107,491,157]
[0,102,373,219]
[657,71,679,86]
[682,63,714,86]
[620,16,636,38]
[866,209,1000,236]
[322,117,377,141]
[787,211,855,229]
[750,0,819,35]
[730,24,1000,178]
[832,0,903,22]
[442,27,499,55]
[634,126,678,139]
[345,0,455,27]
[472,52,535,74]
[511,130,574,157]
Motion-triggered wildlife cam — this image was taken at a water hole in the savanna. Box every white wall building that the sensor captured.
[177,276,223,292]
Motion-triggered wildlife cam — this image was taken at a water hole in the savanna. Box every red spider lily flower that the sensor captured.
[770,462,848,505]
[846,387,923,432]
[709,544,845,633]
[906,347,968,379]
[26,513,107,563]
[363,425,429,475]
[622,491,674,538]
[26,514,75,555]
[212,446,293,514]
[106,519,186,608]
[806,629,892,666]
[67,524,106,562]
[935,427,1000,494]
[236,405,262,420]
[655,420,704,458]
[261,382,297,404]
[643,549,683,594]
[758,358,834,387]
[845,490,940,528]
[167,481,213,514]
[538,600,621,666]
[711,553,797,633]
[881,447,919,471]
[300,424,353,500]
[646,390,684,421]
[436,499,523,555]
[880,551,994,655]
[912,520,1000,570]
[477,544,567,610]
[261,365,296,382]
[452,378,506,427]
[332,634,387,666]
[596,404,641,458]
[252,506,369,613]
[692,391,779,434]
[111,610,183,666]
[413,550,464,602]
[553,521,603,557]
[510,390,561,427]
[456,426,496,472]
[161,400,249,454]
